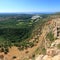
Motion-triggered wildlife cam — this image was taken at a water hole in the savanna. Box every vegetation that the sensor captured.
[12,56,17,59]
[41,47,46,55]
[57,44,60,49]
[46,31,54,42]
[0,14,49,52]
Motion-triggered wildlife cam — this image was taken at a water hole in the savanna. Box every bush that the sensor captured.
[12,56,17,59]
[25,50,29,53]
[4,48,9,54]
[0,48,4,52]
[57,44,60,49]
[18,46,24,51]
[46,31,54,42]
[29,42,34,48]
[42,47,46,54]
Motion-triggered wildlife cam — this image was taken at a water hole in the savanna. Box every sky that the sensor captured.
[0,0,60,13]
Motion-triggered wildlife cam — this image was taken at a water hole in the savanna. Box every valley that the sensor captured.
[0,13,60,60]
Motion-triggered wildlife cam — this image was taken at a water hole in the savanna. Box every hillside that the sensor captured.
[0,14,59,60]
[0,14,50,60]
[35,16,60,60]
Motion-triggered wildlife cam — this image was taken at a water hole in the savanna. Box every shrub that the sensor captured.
[4,48,9,54]
[18,46,24,51]
[12,56,17,59]
[29,42,34,48]
[42,47,46,55]
[25,50,29,53]
[46,31,54,42]
[57,44,60,49]
[0,48,4,52]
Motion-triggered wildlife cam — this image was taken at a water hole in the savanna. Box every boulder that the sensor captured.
[43,55,52,60]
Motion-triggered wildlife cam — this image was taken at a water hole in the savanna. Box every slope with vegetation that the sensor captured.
[0,14,50,60]
[35,15,60,60]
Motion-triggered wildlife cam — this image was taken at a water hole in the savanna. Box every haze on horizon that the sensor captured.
[0,0,60,13]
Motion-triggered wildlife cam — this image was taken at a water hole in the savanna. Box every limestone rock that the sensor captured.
[52,55,60,60]
[35,55,44,60]
[43,55,52,60]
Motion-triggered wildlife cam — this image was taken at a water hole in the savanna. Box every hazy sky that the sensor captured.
[0,0,60,13]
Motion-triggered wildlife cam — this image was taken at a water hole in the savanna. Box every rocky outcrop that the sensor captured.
[35,39,60,60]
[43,55,52,60]
[35,55,44,60]
[52,55,60,60]
[35,51,60,60]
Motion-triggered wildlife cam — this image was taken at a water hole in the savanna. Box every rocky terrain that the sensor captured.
[0,15,60,60]
[35,39,60,60]
[35,18,60,60]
